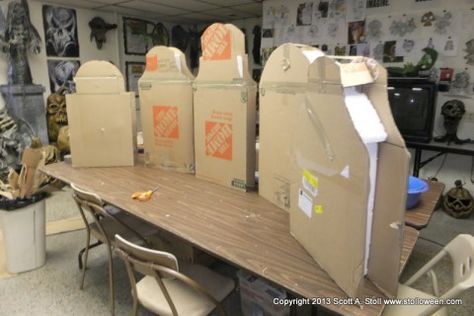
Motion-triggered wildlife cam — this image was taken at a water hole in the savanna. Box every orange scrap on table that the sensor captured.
[131,187,159,201]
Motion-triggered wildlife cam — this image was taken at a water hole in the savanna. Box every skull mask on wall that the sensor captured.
[44,6,78,57]
[46,88,68,143]
[89,17,117,49]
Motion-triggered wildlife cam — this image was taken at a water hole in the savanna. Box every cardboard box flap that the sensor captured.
[291,86,370,298]
[75,61,125,94]
[260,44,323,85]
[364,61,410,297]
[196,23,252,82]
[309,56,374,87]
[140,46,194,81]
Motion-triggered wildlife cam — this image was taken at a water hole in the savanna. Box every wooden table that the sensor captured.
[41,162,421,316]
[404,181,445,230]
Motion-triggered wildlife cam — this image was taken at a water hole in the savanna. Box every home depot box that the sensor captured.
[193,23,257,191]
[259,44,410,299]
[66,61,136,167]
[237,270,290,316]
[138,46,194,173]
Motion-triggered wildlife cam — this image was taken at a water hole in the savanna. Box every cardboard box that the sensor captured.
[66,61,136,167]
[193,23,257,191]
[238,270,290,316]
[259,44,410,298]
[138,46,195,173]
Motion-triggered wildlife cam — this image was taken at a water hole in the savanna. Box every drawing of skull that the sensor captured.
[44,6,79,57]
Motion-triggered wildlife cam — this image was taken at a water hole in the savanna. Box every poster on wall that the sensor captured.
[47,60,80,93]
[126,62,146,96]
[347,0,366,22]
[43,5,79,57]
[123,18,149,55]
[297,2,313,26]
[348,20,366,44]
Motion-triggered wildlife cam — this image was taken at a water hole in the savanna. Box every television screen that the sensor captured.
[387,79,437,143]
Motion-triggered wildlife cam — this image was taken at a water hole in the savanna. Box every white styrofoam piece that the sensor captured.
[344,87,387,275]
[236,55,243,78]
[174,53,182,73]
[302,49,325,63]
[344,87,387,144]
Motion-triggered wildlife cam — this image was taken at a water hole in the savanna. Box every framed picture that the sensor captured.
[123,17,149,55]
[43,5,79,57]
[126,61,146,96]
[47,59,80,93]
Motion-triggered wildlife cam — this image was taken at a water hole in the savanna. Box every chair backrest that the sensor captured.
[115,233,178,277]
[114,234,224,316]
[444,234,474,291]
[71,182,111,240]
[404,234,474,316]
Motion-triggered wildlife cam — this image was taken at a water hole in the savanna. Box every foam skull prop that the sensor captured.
[89,17,117,49]
[46,88,68,143]
[434,100,470,144]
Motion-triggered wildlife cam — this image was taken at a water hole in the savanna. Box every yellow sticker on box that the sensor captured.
[313,204,323,214]
[302,169,318,197]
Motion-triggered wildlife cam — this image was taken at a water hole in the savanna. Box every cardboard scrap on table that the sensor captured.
[0,138,59,200]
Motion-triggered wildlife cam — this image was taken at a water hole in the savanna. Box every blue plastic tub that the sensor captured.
[406,176,429,209]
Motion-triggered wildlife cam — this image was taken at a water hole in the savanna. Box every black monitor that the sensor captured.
[387,78,437,143]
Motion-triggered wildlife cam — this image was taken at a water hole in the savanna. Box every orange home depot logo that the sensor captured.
[153,106,179,139]
[202,24,231,61]
[205,121,232,160]
[146,55,158,71]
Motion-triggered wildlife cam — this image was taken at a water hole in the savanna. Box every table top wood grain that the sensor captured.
[41,162,424,316]
[404,181,445,229]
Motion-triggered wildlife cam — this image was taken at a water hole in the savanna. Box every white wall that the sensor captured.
[262,0,474,192]
[0,0,120,110]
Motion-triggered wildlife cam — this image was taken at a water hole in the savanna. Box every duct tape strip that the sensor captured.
[193,81,257,90]
[304,95,335,161]
[259,81,341,96]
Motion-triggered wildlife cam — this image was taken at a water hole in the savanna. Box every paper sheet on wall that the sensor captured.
[346,0,366,22]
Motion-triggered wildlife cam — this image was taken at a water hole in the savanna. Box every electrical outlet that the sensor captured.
[464,112,474,122]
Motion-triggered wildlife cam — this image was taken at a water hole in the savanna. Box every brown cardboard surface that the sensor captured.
[364,66,410,297]
[75,60,125,94]
[67,61,136,167]
[194,23,256,191]
[139,46,195,173]
[259,44,320,210]
[259,44,409,298]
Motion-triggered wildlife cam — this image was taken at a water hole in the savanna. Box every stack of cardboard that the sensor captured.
[193,23,257,191]
[139,46,195,173]
[66,61,136,167]
[259,44,410,298]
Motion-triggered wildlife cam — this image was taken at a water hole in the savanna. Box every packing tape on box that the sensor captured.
[303,95,335,161]
[259,82,341,96]
[139,80,192,89]
[193,81,257,89]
